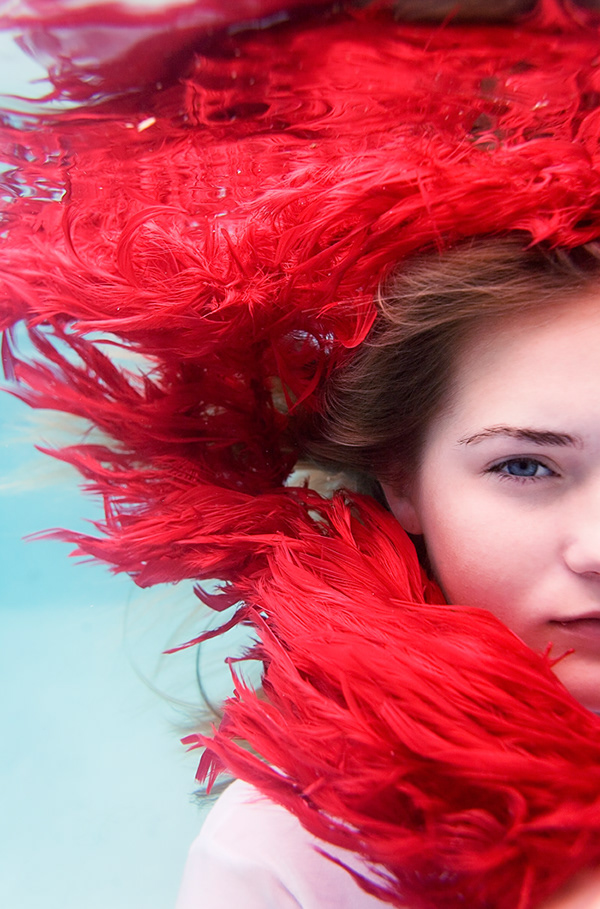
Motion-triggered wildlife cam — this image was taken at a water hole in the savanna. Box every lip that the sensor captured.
[549,616,600,645]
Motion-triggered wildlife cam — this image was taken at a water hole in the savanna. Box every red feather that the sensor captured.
[3,4,600,907]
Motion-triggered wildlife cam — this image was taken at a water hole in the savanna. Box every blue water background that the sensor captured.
[0,22,230,909]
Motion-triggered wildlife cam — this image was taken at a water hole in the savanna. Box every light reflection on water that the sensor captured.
[0,30,49,103]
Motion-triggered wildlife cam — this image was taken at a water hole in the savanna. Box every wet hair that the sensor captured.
[305,236,600,494]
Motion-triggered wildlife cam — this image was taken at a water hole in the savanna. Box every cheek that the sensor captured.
[421,513,487,604]
[415,493,479,591]
[417,491,537,626]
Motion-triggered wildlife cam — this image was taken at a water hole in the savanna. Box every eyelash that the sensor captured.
[485,458,558,483]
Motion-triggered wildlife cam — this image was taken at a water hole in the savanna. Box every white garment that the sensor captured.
[176,779,396,908]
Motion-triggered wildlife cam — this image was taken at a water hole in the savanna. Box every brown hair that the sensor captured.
[304,236,600,494]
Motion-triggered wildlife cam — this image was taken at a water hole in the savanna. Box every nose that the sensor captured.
[562,487,600,578]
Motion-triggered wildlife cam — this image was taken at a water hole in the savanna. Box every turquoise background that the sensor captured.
[0,21,229,909]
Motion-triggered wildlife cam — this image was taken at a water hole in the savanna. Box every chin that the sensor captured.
[551,660,600,714]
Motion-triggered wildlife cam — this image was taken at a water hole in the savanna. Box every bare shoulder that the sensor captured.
[178,780,398,909]
[539,869,600,909]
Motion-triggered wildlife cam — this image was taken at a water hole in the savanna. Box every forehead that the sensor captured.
[441,292,600,429]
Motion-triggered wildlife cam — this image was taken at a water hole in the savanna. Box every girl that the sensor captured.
[4,2,600,908]
[178,239,600,909]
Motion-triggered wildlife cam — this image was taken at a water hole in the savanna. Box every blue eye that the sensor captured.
[488,458,554,479]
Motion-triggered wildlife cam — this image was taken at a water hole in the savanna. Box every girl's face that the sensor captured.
[384,294,600,711]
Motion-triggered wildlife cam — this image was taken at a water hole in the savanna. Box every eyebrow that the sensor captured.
[458,426,583,447]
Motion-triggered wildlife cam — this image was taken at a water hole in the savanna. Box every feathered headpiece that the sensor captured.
[3,2,600,907]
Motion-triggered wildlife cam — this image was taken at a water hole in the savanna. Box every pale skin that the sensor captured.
[383,293,600,908]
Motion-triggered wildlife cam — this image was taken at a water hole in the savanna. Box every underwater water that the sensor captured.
[0,291,209,899]
[0,12,249,909]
